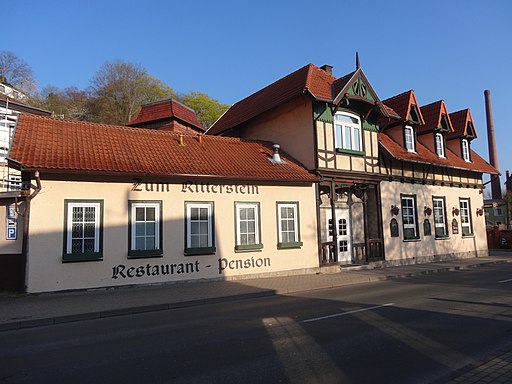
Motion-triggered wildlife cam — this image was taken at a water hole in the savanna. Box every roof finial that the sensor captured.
[356,52,360,70]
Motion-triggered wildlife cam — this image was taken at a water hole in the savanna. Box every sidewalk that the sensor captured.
[1,251,510,332]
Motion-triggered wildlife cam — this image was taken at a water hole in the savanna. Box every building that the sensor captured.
[1,114,318,292]
[0,81,28,103]
[209,62,497,267]
[0,96,51,192]
[0,61,498,292]
[127,98,205,134]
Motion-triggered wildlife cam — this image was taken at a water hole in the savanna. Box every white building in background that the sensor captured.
[0,81,28,102]
[0,95,50,192]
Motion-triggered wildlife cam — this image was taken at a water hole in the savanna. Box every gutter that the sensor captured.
[18,170,42,292]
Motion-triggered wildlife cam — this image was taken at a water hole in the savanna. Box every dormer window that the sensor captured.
[435,132,445,158]
[334,112,362,152]
[461,139,470,162]
[404,125,416,152]
[409,105,421,124]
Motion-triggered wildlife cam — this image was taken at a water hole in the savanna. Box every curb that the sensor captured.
[0,259,508,332]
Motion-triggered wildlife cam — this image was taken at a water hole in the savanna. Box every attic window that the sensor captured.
[466,122,475,138]
[409,105,421,123]
[440,115,450,131]
[404,126,416,152]
[435,132,445,158]
[462,139,471,162]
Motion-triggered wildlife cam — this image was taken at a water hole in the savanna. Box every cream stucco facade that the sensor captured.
[25,179,318,293]
[380,181,488,265]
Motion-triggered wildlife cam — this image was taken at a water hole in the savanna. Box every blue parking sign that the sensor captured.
[7,227,16,239]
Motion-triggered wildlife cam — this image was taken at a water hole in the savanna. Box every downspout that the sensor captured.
[19,170,41,292]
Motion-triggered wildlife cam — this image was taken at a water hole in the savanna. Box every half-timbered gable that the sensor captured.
[210,60,498,269]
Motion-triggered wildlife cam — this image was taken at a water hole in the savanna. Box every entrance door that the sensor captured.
[335,208,351,264]
[325,208,352,264]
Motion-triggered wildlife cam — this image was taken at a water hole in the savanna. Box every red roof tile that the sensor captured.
[208,64,390,136]
[207,64,339,135]
[379,132,497,174]
[382,90,425,125]
[9,115,318,183]
[418,100,453,134]
[447,109,477,140]
[128,99,204,131]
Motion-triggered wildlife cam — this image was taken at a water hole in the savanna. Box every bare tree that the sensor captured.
[90,61,175,125]
[34,86,94,120]
[0,51,36,95]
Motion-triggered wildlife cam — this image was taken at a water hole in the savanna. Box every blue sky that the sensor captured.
[7,0,512,189]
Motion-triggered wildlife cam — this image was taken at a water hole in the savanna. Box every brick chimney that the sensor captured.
[484,89,502,199]
[320,64,333,75]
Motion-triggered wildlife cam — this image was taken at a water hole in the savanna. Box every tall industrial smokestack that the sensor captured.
[484,89,501,199]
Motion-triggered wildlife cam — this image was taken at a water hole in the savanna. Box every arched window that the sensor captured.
[334,112,362,152]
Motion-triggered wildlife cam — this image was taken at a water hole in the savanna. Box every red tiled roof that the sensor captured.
[332,71,355,97]
[382,90,425,125]
[379,132,497,174]
[418,100,453,134]
[207,64,336,135]
[208,64,391,136]
[9,115,318,183]
[447,109,477,140]
[128,99,204,131]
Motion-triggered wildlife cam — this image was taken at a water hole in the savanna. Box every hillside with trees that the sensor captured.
[0,51,228,128]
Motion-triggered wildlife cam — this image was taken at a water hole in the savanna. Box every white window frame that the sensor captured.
[433,197,448,238]
[459,198,473,236]
[494,207,503,217]
[7,174,21,191]
[461,139,470,162]
[277,202,302,248]
[185,202,215,255]
[129,201,162,257]
[401,195,418,240]
[64,200,102,261]
[334,112,362,152]
[235,202,262,250]
[404,125,416,152]
[435,133,445,158]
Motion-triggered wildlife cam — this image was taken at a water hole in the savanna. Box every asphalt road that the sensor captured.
[1,263,511,384]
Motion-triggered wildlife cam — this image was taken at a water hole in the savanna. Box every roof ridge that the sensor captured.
[19,114,281,145]
[421,99,444,108]
[382,89,414,103]
[231,63,313,108]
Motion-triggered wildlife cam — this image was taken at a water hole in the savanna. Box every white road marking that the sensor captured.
[263,317,352,383]
[302,303,394,323]
[498,278,512,283]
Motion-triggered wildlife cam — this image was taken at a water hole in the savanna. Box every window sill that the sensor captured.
[462,234,475,238]
[128,250,163,259]
[435,236,450,240]
[403,237,421,242]
[63,252,103,263]
[235,244,263,252]
[277,241,303,249]
[335,148,365,156]
[184,246,216,256]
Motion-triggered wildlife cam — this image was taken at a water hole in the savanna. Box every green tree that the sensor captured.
[90,61,176,125]
[179,91,229,128]
[0,51,37,96]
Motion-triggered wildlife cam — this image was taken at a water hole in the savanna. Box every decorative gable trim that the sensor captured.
[313,102,334,123]
[332,68,389,119]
